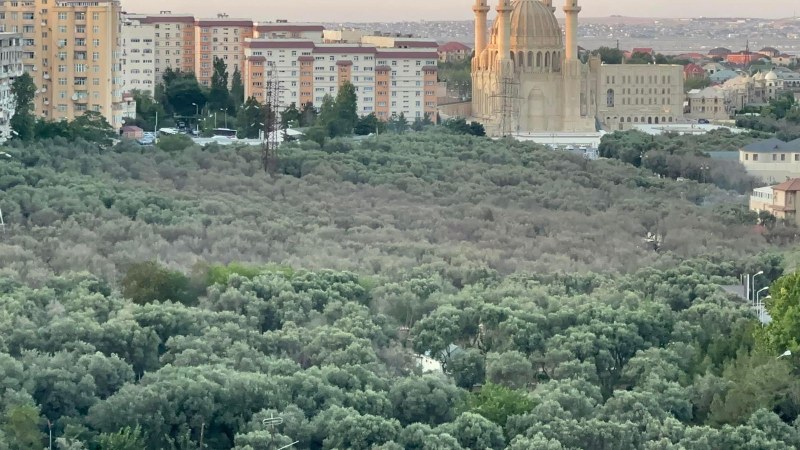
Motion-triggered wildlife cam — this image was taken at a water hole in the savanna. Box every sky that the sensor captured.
[125,0,799,21]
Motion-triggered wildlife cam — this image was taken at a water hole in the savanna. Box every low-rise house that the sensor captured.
[437,41,471,62]
[684,63,705,80]
[121,125,144,140]
[749,179,800,225]
[740,138,800,183]
[686,87,731,121]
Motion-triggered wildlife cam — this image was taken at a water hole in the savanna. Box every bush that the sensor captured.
[156,134,194,152]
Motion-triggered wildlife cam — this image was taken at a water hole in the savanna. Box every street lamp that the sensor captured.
[749,271,764,304]
[756,286,769,307]
[192,102,200,133]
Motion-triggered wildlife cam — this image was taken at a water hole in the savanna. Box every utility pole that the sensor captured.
[263,61,284,174]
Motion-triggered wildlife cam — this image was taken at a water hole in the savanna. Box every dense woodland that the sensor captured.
[2,130,800,448]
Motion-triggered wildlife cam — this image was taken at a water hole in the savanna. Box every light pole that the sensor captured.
[749,270,764,304]
[756,286,768,308]
[192,102,199,134]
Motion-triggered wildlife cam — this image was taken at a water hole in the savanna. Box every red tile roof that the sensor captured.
[632,47,653,54]
[438,41,471,52]
[773,179,800,192]
[196,19,254,27]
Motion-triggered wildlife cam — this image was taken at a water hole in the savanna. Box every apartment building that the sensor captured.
[750,179,800,226]
[194,16,253,87]
[0,32,22,139]
[254,22,323,41]
[0,0,124,127]
[244,38,438,121]
[138,12,195,81]
[120,15,156,93]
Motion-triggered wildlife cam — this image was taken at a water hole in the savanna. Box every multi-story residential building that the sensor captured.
[139,12,195,81]
[438,42,472,63]
[0,0,124,128]
[121,15,156,93]
[254,22,323,41]
[194,15,253,87]
[0,32,22,140]
[243,38,438,121]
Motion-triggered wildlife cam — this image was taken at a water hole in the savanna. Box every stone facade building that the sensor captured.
[470,0,684,135]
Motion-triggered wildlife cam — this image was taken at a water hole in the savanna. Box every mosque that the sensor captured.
[471,0,685,135]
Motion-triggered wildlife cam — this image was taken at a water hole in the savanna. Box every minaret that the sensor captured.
[473,0,490,59]
[540,0,556,13]
[563,0,581,61]
[497,0,512,64]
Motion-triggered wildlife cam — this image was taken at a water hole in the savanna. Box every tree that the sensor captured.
[281,103,301,129]
[3,404,44,450]
[467,383,534,427]
[208,57,231,112]
[355,113,384,135]
[10,72,37,141]
[164,72,207,118]
[120,261,198,305]
[334,81,358,133]
[97,426,146,450]
[449,348,486,389]
[236,96,266,139]
[299,102,318,127]
[758,271,800,354]
[230,65,245,110]
[387,376,463,426]
[70,111,117,146]
[156,133,194,152]
[441,412,505,450]
[591,46,624,64]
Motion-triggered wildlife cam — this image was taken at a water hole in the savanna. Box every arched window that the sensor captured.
[545,52,550,68]
[536,52,542,67]
[634,117,639,123]
[510,52,515,65]
[654,117,659,124]
[627,117,632,123]
[518,51,524,67]
[527,51,533,67]
[606,88,615,107]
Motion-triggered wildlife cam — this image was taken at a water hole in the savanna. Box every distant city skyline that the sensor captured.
[125,0,798,21]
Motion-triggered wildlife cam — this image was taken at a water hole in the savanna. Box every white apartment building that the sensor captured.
[0,32,22,140]
[244,38,438,121]
[121,15,156,93]
[254,22,323,42]
[138,12,196,81]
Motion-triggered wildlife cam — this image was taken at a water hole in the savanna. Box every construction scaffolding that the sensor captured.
[490,75,520,137]
[263,62,284,174]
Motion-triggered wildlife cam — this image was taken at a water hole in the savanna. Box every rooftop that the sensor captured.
[773,178,800,192]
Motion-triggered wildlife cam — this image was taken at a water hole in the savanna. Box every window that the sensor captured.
[58,12,68,20]
[753,154,758,161]
[781,154,786,161]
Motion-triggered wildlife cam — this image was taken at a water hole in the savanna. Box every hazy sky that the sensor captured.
[124,0,798,21]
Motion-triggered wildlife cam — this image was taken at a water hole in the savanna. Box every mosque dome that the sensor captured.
[754,71,765,81]
[765,70,778,81]
[510,0,563,49]
[490,0,563,51]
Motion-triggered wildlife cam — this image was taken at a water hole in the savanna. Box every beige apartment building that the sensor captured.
[194,16,253,87]
[138,12,195,81]
[0,0,124,127]
[740,138,800,183]
[243,38,438,121]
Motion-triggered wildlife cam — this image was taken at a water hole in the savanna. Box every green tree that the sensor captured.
[449,348,486,389]
[120,261,197,305]
[70,111,117,145]
[3,404,44,450]
[441,412,505,450]
[355,113,384,135]
[236,96,266,139]
[164,72,207,118]
[759,271,800,354]
[468,383,534,427]
[10,72,36,141]
[299,102,318,127]
[97,426,146,450]
[281,102,301,129]
[387,376,464,426]
[156,133,194,152]
[208,57,231,112]
[230,65,245,110]
[334,81,358,133]
[591,46,624,64]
